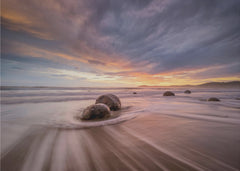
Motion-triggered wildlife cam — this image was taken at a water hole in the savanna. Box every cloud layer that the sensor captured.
[1,0,240,86]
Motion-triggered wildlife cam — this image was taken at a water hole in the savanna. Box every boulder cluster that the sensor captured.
[79,90,221,121]
[79,94,121,120]
[163,90,221,102]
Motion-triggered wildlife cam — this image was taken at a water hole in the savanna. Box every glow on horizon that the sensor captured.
[41,68,240,87]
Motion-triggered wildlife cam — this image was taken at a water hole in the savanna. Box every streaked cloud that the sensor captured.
[1,0,240,86]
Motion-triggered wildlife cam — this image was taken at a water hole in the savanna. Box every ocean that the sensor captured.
[1,87,240,171]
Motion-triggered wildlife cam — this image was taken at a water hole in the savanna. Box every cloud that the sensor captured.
[1,0,240,86]
[87,59,106,66]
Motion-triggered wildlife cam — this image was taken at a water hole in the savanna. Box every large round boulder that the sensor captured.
[163,91,175,96]
[184,90,191,94]
[208,97,220,102]
[96,94,121,111]
[80,104,110,120]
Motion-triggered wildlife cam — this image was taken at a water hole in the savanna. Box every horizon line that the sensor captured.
[1,80,240,89]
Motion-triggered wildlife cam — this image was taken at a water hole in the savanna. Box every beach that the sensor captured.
[1,87,240,171]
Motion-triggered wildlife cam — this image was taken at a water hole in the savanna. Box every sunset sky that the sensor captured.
[1,0,240,87]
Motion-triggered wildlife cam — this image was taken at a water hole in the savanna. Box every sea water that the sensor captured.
[1,87,240,171]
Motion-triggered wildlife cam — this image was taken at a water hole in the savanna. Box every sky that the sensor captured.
[1,0,240,87]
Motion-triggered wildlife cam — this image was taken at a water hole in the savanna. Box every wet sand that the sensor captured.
[1,113,240,171]
[1,87,240,171]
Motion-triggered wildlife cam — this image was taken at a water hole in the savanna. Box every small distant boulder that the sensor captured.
[133,92,137,94]
[163,91,175,96]
[184,90,191,94]
[96,94,121,111]
[208,97,220,102]
[79,104,111,120]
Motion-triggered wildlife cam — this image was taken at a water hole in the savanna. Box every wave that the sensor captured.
[1,96,96,104]
[153,112,240,125]
[1,86,140,91]
[44,107,143,130]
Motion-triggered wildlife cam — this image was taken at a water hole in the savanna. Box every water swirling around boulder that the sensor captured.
[163,91,175,96]
[52,106,140,130]
[96,94,121,111]
[78,103,111,120]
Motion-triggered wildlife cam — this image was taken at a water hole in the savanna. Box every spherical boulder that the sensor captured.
[96,94,121,111]
[163,91,175,96]
[208,97,220,102]
[184,90,191,94]
[80,104,110,120]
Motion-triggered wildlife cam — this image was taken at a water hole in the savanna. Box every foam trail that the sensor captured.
[152,112,240,125]
[49,131,68,171]
[186,148,239,171]
[121,126,205,171]
[65,131,91,171]
[21,130,58,171]
[47,110,142,130]
[102,127,170,171]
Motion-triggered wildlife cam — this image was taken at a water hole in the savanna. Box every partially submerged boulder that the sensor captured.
[184,90,191,94]
[133,92,137,94]
[208,97,220,102]
[80,104,110,120]
[96,94,121,111]
[163,91,175,96]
